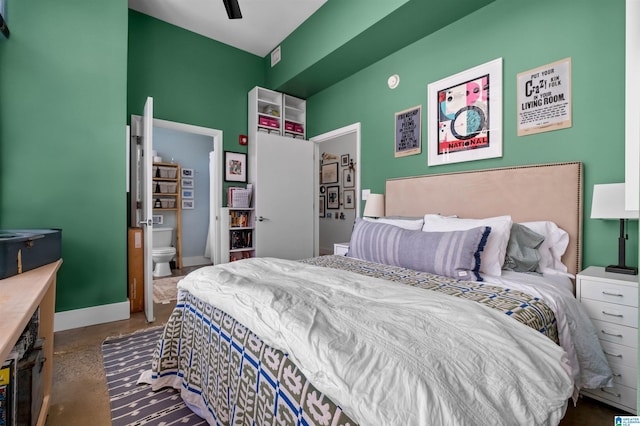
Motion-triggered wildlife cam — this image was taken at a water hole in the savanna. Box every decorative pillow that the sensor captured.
[502,223,545,273]
[347,218,490,281]
[363,216,424,231]
[422,214,512,277]
[520,221,570,276]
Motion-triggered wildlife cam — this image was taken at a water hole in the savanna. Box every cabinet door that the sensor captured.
[252,133,314,259]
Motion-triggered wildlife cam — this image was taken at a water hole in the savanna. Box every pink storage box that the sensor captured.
[284,121,295,131]
[268,118,280,128]
[294,124,304,133]
[259,116,270,127]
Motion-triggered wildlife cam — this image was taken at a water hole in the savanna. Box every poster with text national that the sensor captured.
[517,58,572,136]
[428,58,502,166]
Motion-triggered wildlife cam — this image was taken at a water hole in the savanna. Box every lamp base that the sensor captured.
[605,264,638,275]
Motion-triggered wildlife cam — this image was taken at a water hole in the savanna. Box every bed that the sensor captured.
[140,162,613,425]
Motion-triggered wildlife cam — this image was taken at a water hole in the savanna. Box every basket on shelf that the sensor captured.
[231,188,252,208]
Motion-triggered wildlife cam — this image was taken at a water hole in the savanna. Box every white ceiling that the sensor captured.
[128,0,327,57]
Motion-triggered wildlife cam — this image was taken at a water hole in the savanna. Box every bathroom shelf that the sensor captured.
[152,162,182,269]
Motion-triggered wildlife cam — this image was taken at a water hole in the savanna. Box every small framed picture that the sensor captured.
[327,185,340,209]
[181,178,194,188]
[225,151,247,183]
[152,214,164,225]
[181,168,193,178]
[341,154,350,167]
[343,190,355,209]
[343,168,354,188]
[181,189,194,199]
[182,199,194,209]
[319,195,326,217]
[321,162,338,184]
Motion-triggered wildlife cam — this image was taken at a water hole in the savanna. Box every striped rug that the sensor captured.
[102,326,207,426]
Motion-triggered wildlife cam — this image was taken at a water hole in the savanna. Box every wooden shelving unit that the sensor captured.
[0,260,62,426]
[152,162,182,269]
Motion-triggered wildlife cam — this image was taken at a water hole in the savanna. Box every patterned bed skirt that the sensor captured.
[148,291,359,426]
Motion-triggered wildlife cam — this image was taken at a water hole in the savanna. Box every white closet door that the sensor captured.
[253,133,314,259]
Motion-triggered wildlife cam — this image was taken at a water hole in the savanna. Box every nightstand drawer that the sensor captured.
[583,383,637,412]
[580,279,638,307]
[581,299,638,328]
[592,319,638,348]
[609,362,638,389]
[600,340,638,368]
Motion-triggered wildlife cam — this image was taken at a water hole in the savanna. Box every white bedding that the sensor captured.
[482,271,614,399]
[179,257,574,425]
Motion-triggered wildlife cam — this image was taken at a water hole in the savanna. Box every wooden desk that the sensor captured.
[0,260,62,426]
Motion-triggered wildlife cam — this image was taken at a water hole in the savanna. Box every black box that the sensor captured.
[0,229,62,280]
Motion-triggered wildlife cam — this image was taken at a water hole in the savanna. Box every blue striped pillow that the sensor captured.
[347,218,490,281]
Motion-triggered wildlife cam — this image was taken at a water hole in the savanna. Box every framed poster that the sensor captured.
[182,199,194,209]
[326,186,340,209]
[343,190,355,209]
[321,162,338,184]
[181,189,194,199]
[341,154,350,166]
[181,178,194,188]
[224,151,247,183]
[427,58,503,166]
[517,57,572,136]
[395,105,422,157]
[319,195,326,217]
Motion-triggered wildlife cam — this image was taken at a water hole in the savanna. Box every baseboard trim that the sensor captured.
[182,256,211,268]
[54,301,131,332]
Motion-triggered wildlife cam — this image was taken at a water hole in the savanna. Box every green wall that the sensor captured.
[127,11,264,204]
[0,0,129,311]
[127,10,263,150]
[305,0,636,270]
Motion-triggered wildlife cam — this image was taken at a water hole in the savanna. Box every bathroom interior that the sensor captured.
[150,126,216,277]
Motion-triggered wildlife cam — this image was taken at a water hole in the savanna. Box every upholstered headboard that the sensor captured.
[385,162,583,276]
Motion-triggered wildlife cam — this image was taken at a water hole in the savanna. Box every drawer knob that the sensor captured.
[601,330,624,338]
[600,387,622,398]
[602,310,624,318]
[603,351,623,358]
[602,291,624,297]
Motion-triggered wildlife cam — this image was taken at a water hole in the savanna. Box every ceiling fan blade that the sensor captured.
[222,0,242,19]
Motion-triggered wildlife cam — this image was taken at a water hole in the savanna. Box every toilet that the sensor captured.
[152,227,176,278]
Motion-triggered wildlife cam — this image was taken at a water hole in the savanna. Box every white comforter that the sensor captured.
[179,257,573,426]
[483,272,613,400]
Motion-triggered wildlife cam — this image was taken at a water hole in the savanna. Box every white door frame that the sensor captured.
[151,118,224,266]
[310,123,361,257]
[131,116,223,265]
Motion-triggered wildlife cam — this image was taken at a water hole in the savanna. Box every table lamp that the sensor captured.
[591,183,639,275]
[363,194,385,218]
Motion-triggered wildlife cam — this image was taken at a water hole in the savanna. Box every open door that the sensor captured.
[140,97,154,322]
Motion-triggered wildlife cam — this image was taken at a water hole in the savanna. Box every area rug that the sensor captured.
[153,275,184,304]
[102,326,207,426]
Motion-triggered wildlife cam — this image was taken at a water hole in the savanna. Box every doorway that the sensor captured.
[130,112,222,322]
[310,123,361,255]
[146,117,223,267]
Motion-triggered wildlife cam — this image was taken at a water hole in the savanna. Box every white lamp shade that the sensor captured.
[591,183,639,219]
[363,194,385,218]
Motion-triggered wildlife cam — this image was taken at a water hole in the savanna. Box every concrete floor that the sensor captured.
[43,286,626,425]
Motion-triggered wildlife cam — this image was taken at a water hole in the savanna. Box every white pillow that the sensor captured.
[422,214,512,277]
[520,221,570,276]
[363,216,424,231]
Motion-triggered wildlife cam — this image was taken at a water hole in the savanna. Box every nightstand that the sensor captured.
[576,266,638,413]
[333,242,349,256]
